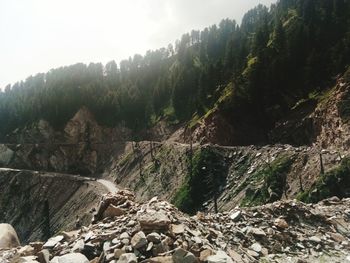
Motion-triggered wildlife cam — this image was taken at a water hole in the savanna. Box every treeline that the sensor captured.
[0,0,349,137]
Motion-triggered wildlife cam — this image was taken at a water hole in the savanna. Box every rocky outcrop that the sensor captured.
[0,224,20,249]
[1,191,350,262]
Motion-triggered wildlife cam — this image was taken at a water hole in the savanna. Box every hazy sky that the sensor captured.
[0,0,276,89]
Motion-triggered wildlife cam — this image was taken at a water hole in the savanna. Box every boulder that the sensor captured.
[0,223,20,249]
[138,210,171,231]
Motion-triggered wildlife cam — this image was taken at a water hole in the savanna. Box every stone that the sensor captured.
[37,250,50,263]
[72,240,84,252]
[199,249,214,261]
[138,210,171,230]
[103,204,125,218]
[227,249,243,263]
[247,250,259,258]
[152,241,169,256]
[114,248,125,259]
[274,218,289,229]
[131,231,147,249]
[18,256,39,263]
[116,253,137,263]
[250,243,262,253]
[171,224,185,235]
[43,235,64,249]
[147,232,161,243]
[120,232,130,239]
[229,211,241,222]
[18,245,35,256]
[148,256,174,263]
[126,220,136,227]
[0,223,20,249]
[29,242,44,254]
[50,253,89,263]
[330,232,346,243]
[172,248,197,263]
[309,236,322,243]
[249,228,266,237]
[207,251,234,263]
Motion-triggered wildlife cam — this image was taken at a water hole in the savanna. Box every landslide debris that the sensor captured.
[1,190,350,263]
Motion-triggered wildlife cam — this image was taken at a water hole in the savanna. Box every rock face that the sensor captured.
[1,191,350,263]
[0,224,20,249]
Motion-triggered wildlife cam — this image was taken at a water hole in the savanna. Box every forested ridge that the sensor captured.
[1,0,349,138]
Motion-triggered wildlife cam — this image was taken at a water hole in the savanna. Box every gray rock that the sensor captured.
[120,232,130,239]
[172,248,197,263]
[309,236,322,243]
[116,253,137,263]
[43,236,64,249]
[229,211,241,222]
[50,253,89,263]
[18,256,40,263]
[207,251,233,263]
[250,243,262,253]
[0,223,20,249]
[71,240,84,252]
[131,231,147,249]
[37,249,50,263]
[138,210,171,230]
[147,232,161,243]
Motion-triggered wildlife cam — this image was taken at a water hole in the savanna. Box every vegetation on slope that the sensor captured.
[172,147,227,214]
[298,157,350,203]
[0,0,349,139]
[241,155,294,206]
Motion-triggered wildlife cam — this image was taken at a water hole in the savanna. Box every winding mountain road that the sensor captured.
[0,167,118,194]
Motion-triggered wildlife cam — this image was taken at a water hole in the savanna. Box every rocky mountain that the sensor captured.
[1,1,350,262]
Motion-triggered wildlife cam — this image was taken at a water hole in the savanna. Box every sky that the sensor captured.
[0,0,276,89]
